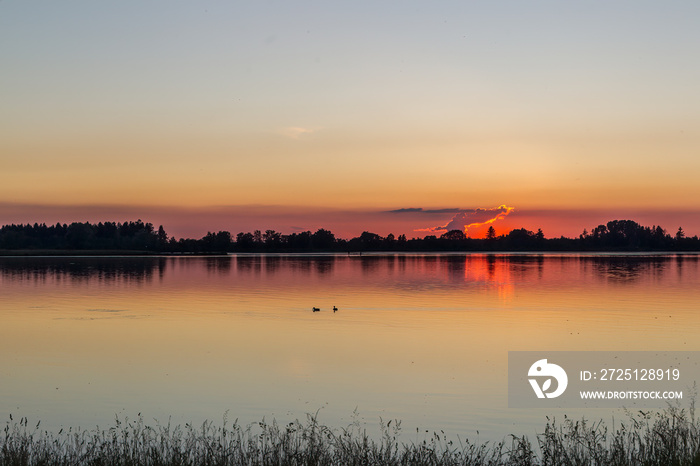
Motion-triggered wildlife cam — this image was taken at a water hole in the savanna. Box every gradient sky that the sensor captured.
[2,1,700,239]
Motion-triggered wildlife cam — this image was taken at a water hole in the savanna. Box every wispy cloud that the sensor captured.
[280,127,319,139]
[416,205,515,233]
[387,207,460,214]
[388,207,424,213]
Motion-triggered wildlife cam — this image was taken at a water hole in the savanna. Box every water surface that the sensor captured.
[1,254,698,440]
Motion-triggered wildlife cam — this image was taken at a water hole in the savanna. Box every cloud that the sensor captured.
[388,207,424,213]
[416,205,515,233]
[424,208,462,214]
[280,127,318,139]
[387,207,461,214]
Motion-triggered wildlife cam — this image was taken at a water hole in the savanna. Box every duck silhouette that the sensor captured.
[312,307,320,312]
[333,306,338,312]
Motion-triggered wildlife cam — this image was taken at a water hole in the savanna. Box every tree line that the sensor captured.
[0,219,698,253]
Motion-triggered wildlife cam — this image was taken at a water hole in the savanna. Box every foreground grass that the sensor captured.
[2,407,700,465]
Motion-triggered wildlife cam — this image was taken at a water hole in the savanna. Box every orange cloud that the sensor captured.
[416,205,515,234]
[280,126,319,139]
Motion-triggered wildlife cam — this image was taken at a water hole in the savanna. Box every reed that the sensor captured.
[2,405,700,465]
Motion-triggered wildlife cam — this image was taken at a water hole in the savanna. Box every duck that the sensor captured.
[312,307,320,312]
[333,306,338,312]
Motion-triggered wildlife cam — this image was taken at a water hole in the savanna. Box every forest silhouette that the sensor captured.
[0,219,698,253]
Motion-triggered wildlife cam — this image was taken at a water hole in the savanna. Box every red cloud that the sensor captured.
[416,205,515,234]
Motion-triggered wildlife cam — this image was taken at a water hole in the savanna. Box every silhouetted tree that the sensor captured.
[286,231,313,251]
[311,229,335,250]
[157,225,168,249]
[504,228,537,250]
[348,232,383,251]
[263,230,282,249]
[383,233,396,250]
[605,220,642,248]
[66,222,94,249]
[202,231,232,252]
[235,232,255,251]
[486,226,496,240]
[441,229,466,241]
[1,218,698,253]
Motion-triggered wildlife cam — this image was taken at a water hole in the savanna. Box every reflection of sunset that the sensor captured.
[2,255,700,437]
[462,255,515,301]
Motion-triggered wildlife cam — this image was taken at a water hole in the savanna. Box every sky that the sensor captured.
[2,1,700,239]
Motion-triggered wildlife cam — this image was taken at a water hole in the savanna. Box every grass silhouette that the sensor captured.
[2,404,700,465]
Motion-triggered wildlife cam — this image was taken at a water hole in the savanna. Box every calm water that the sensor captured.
[1,254,699,440]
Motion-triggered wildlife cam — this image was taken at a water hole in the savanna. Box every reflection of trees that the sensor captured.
[443,255,466,278]
[285,256,336,275]
[358,255,385,274]
[234,255,337,276]
[486,254,496,280]
[264,256,283,274]
[203,257,232,274]
[589,256,671,282]
[4,254,691,296]
[313,257,335,275]
[674,255,699,280]
[0,257,164,283]
[444,254,683,286]
[235,256,263,275]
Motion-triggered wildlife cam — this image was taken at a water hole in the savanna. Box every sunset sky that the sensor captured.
[2,1,699,239]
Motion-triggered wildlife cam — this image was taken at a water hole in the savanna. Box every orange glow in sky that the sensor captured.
[1,3,700,239]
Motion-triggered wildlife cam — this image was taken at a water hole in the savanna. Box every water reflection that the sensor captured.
[232,255,338,276]
[1,254,697,288]
[204,256,232,274]
[235,255,263,275]
[1,253,700,441]
[0,256,166,283]
[359,255,384,274]
[590,255,672,282]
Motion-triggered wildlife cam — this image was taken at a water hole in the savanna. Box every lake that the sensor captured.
[1,253,699,441]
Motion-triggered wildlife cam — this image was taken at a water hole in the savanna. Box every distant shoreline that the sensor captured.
[2,219,699,254]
